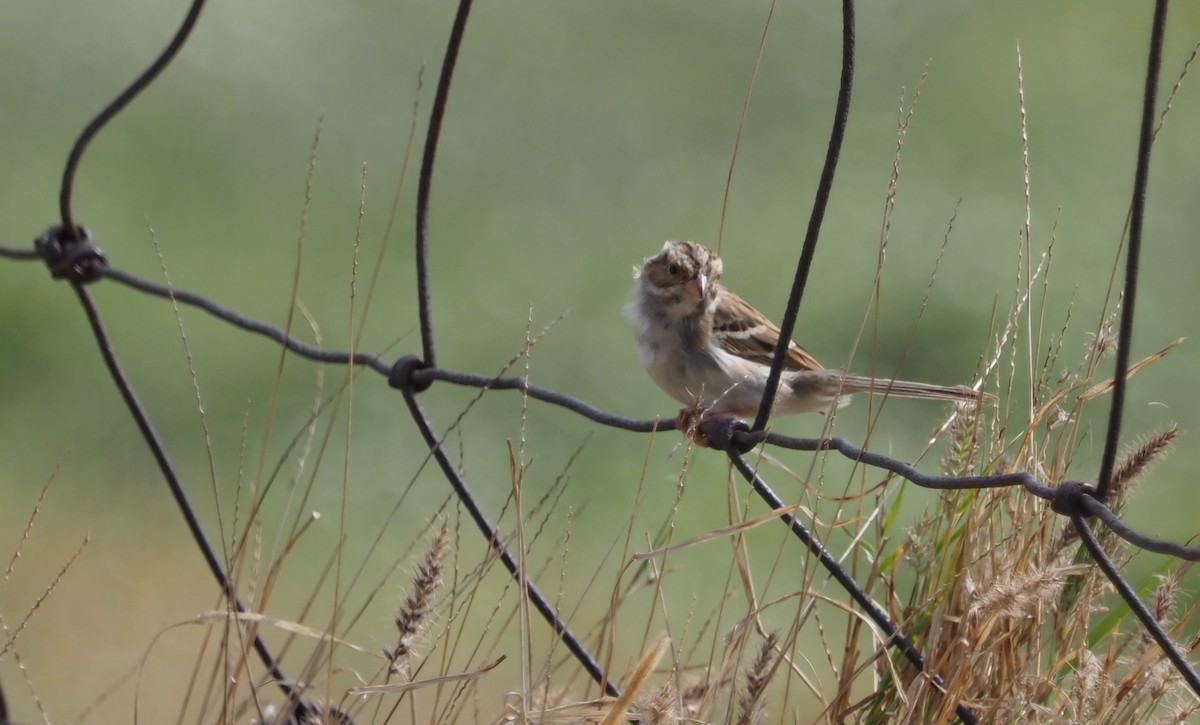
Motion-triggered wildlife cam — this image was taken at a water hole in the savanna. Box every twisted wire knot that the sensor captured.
[1051,480,1097,518]
[35,224,107,283]
[697,416,766,454]
[389,354,433,394]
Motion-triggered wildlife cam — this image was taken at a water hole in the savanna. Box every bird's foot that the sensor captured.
[675,408,766,452]
[675,407,708,446]
[676,408,750,449]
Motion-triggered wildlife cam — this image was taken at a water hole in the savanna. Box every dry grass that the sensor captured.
[8,287,1196,724]
[200,213,1192,724]
[6,24,1200,725]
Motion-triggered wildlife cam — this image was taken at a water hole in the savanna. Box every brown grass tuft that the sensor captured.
[967,560,1080,623]
[634,682,679,725]
[735,632,776,725]
[1107,425,1179,504]
[383,519,449,675]
[940,401,980,477]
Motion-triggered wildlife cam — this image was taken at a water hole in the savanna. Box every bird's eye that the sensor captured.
[667,263,680,276]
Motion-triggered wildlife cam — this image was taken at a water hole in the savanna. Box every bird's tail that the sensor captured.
[831,373,989,403]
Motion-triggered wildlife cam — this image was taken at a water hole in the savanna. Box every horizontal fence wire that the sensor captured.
[3,0,1197,721]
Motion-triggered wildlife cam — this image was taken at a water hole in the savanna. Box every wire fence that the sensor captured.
[2,0,1197,722]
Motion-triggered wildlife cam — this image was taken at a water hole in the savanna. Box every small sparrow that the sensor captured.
[627,241,983,435]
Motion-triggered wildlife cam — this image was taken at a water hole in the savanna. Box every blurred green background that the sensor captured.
[2,0,1199,721]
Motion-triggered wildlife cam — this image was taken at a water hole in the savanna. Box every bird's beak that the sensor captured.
[684,274,707,298]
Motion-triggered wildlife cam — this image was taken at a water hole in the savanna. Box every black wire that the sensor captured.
[757,431,1048,494]
[101,267,666,430]
[12,0,1193,711]
[1095,0,1168,501]
[415,0,475,369]
[58,0,207,238]
[77,262,1200,564]
[1073,511,1200,693]
[81,263,1200,568]
[751,0,856,432]
[0,244,39,260]
[99,266,389,373]
[397,383,620,698]
[70,283,310,718]
[19,256,1198,706]
[726,450,978,724]
[1081,495,1200,560]
[415,367,664,432]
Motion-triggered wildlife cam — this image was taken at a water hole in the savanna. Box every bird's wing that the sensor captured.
[711,289,824,371]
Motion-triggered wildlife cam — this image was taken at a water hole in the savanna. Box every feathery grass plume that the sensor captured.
[1086,316,1118,359]
[1143,659,1176,704]
[967,562,1079,624]
[901,523,935,573]
[633,682,679,725]
[1106,425,1178,504]
[1073,648,1105,721]
[940,400,980,476]
[1058,425,1178,550]
[1159,700,1200,724]
[383,519,449,675]
[1138,571,1182,654]
[735,632,776,725]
